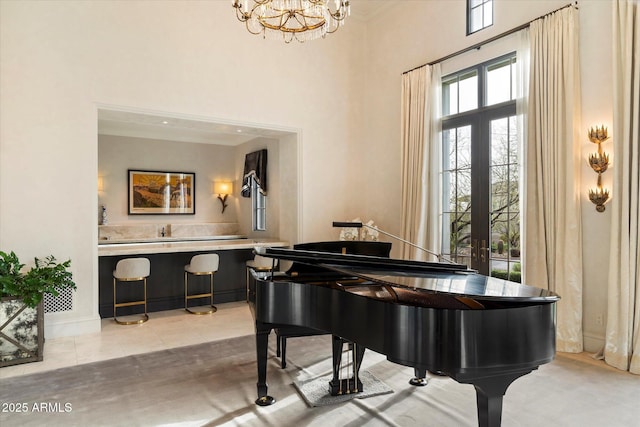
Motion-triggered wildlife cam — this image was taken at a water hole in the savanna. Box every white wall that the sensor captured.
[0,0,365,337]
[98,135,238,225]
[577,0,613,352]
[0,0,617,350]
[358,0,614,352]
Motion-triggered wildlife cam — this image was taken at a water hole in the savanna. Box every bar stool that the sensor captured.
[113,257,150,325]
[245,254,277,302]
[184,254,219,315]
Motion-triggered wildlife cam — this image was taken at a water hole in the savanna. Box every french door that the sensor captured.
[440,54,521,280]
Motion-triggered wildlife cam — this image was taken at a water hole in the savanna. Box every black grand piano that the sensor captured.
[248,242,559,427]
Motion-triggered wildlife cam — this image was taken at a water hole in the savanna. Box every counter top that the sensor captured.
[98,238,289,256]
[98,235,246,245]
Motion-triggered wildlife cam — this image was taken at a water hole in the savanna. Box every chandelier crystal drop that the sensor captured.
[232,0,350,43]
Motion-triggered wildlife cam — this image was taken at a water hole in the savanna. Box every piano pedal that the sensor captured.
[329,378,363,396]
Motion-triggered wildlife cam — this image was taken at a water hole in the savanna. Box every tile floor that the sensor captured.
[0,301,254,379]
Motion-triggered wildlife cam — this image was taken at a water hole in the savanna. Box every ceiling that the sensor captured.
[353,1,398,20]
[98,109,293,146]
[98,2,396,146]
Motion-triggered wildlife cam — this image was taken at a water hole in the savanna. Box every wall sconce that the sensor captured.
[213,181,233,214]
[98,176,104,192]
[587,125,610,212]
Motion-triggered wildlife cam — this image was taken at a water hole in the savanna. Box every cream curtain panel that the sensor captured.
[400,64,442,261]
[604,0,640,374]
[524,6,584,353]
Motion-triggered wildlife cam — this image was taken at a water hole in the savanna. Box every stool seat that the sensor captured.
[184,254,219,314]
[113,257,150,325]
[246,254,277,302]
[246,254,276,271]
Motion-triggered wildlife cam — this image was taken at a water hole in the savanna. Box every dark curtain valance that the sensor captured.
[241,149,268,197]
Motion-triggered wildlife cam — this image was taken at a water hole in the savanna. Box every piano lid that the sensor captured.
[255,246,560,303]
[256,246,472,274]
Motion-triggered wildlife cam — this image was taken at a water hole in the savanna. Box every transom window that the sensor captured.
[467,0,494,35]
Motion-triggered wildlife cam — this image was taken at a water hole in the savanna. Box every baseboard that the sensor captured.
[44,314,102,339]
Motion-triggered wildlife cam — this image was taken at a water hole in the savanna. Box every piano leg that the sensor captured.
[409,367,428,386]
[280,336,287,369]
[467,371,531,427]
[273,330,289,368]
[255,322,275,406]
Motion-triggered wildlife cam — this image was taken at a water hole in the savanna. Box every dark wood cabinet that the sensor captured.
[98,249,254,318]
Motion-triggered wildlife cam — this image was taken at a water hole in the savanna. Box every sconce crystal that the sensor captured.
[587,125,611,212]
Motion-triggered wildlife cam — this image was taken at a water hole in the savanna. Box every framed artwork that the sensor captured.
[128,169,195,215]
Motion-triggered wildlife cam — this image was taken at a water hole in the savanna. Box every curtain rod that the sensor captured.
[402,1,578,75]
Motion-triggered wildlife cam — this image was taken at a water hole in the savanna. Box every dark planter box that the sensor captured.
[0,298,44,367]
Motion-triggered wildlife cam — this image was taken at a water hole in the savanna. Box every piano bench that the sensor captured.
[274,327,328,369]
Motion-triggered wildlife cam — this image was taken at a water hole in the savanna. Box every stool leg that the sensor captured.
[113,277,117,320]
[210,272,217,313]
[143,277,147,317]
[184,271,188,311]
[113,277,149,325]
[185,271,216,315]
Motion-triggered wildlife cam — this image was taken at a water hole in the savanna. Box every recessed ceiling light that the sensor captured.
[162,120,169,125]
[236,129,243,133]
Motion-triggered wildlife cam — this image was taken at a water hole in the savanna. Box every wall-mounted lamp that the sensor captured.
[213,181,233,214]
[98,176,104,192]
[587,125,611,212]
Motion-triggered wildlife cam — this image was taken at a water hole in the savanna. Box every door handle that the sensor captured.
[480,240,487,263]
[471,239,478,261]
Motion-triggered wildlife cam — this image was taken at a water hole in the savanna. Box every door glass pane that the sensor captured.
[490,117,508,166]
[442,125,472,268]
[508,117,518,164]
[442,129,454,170]
[491,165,509,211]
[489,116,520,282]
[453,212,472,264]
[443,171,456,211]
[457,126,471,169]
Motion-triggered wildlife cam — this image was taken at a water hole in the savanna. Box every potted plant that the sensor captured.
[0,250,76,367]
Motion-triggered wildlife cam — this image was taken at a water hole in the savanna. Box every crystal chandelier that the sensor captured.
[232,0,351,43]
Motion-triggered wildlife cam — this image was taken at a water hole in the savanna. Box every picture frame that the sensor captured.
[128,169,195,215]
